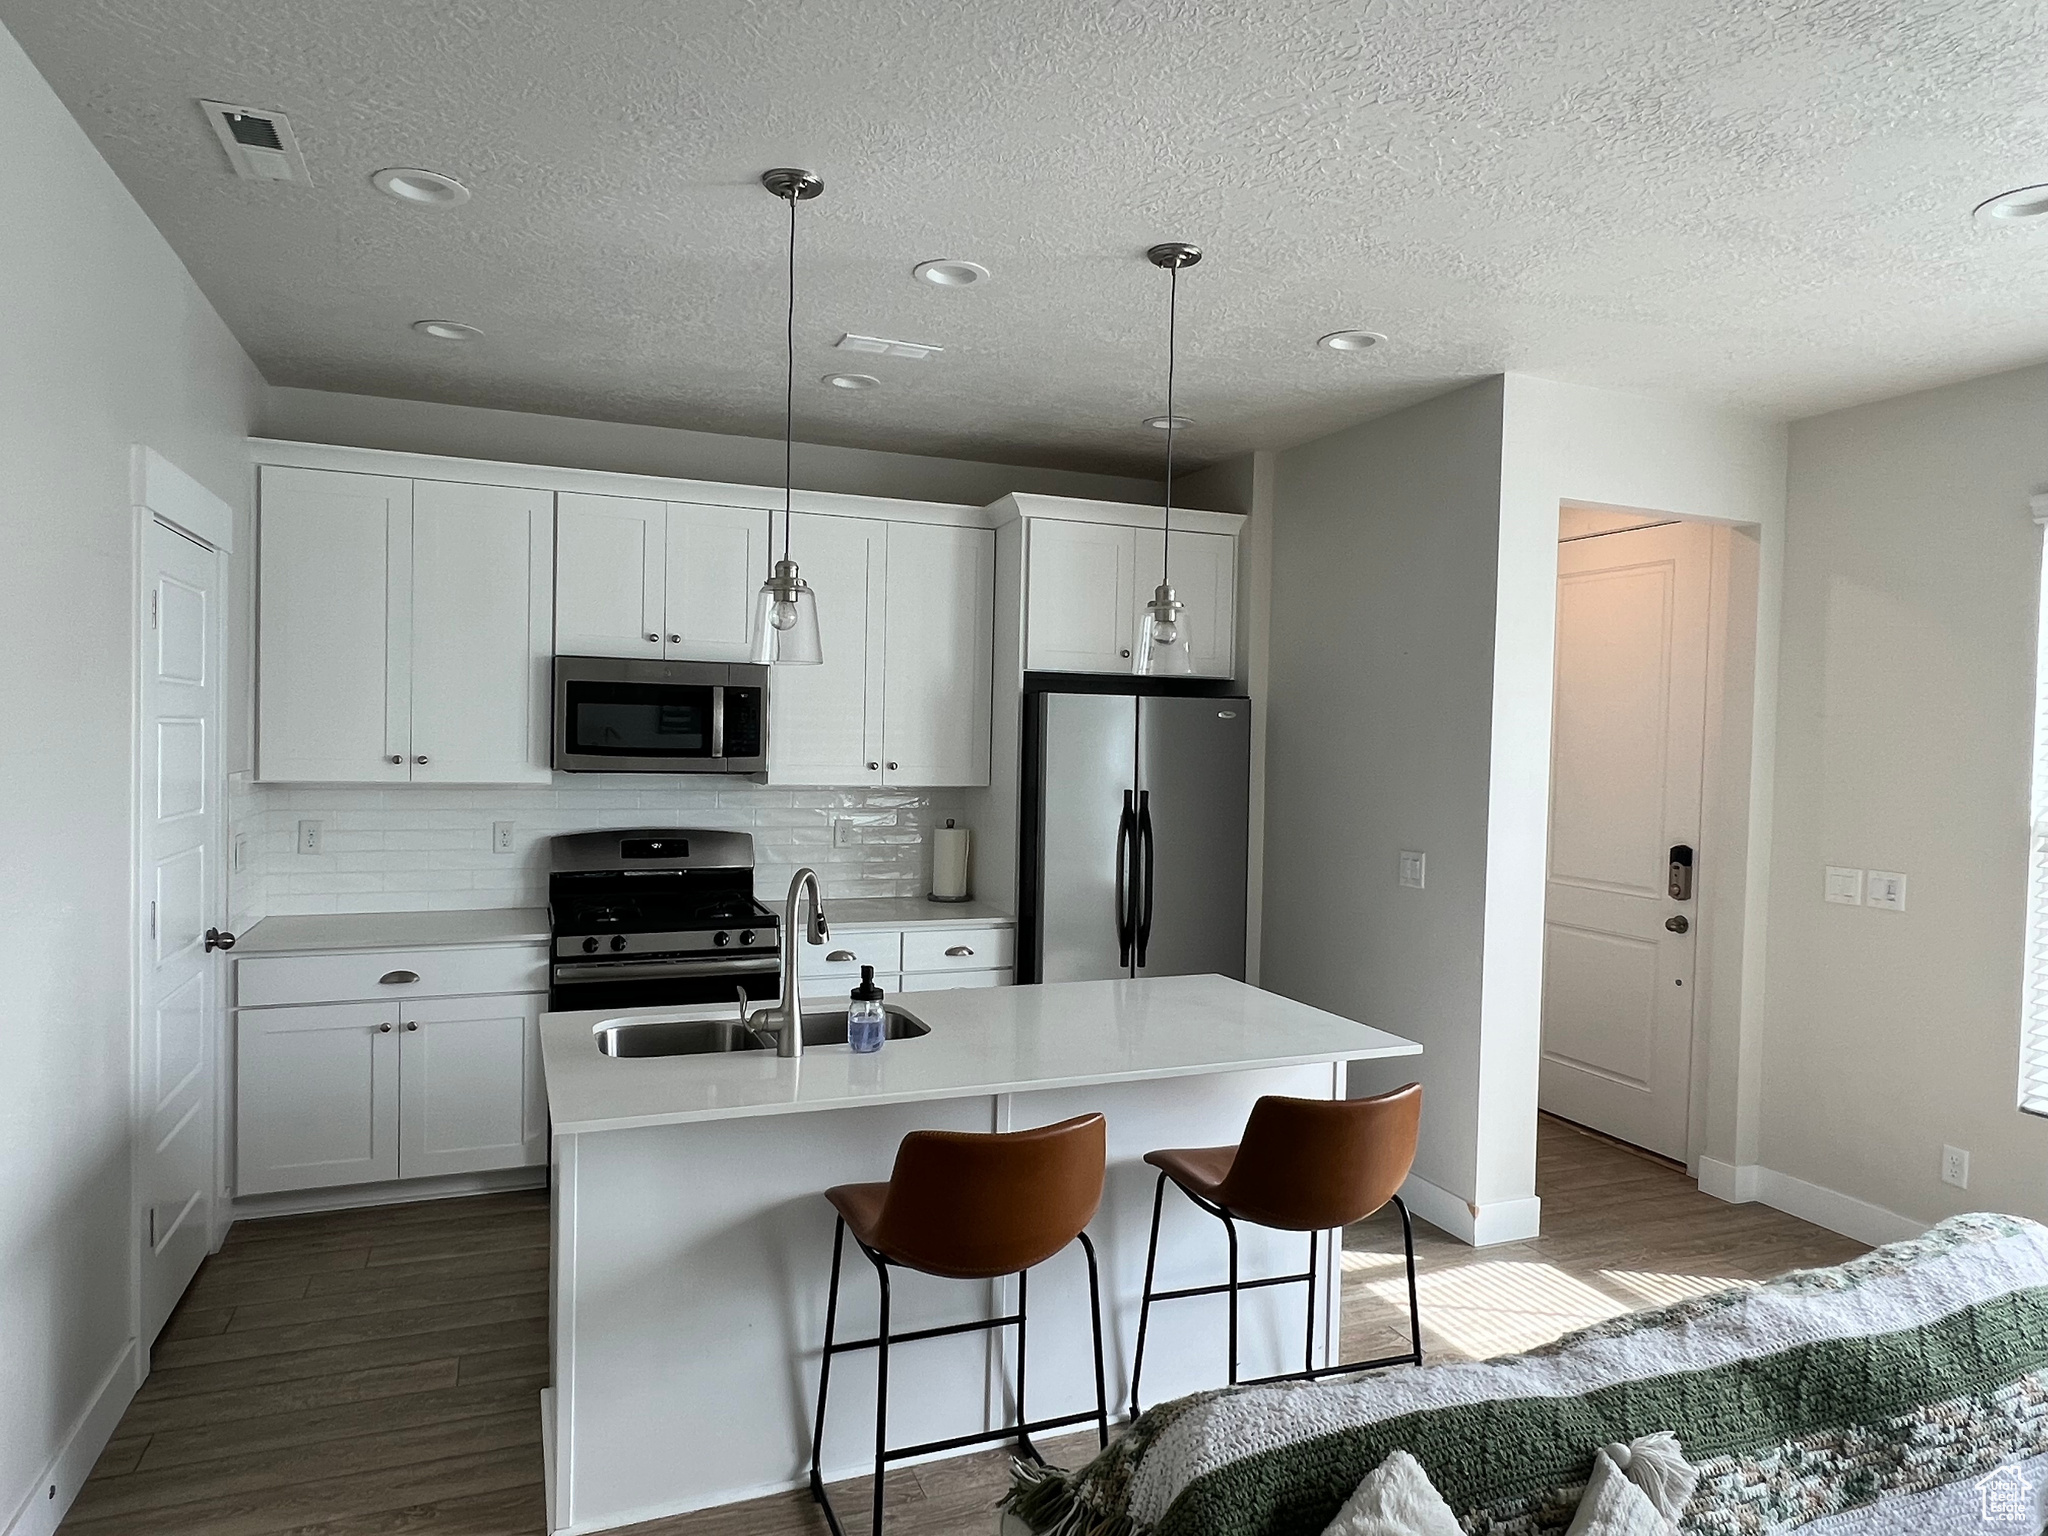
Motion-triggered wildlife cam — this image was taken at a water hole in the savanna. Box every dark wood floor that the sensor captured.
[67,1118,1866,1536]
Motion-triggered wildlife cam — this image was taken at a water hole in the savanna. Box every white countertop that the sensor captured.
[822,896,1013,930]
[235,908,551,954]
[539,974,1421,1134]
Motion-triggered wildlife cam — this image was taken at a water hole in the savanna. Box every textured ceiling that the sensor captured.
[7,0,2047,476]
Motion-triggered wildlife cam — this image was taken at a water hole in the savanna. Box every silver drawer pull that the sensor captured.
[379,970,420,985]
[945,945,974,958]
[826,950,856,963]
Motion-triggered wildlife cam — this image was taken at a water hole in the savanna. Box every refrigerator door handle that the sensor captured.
[1135,789,1156,968]
[1115,791,1136,968]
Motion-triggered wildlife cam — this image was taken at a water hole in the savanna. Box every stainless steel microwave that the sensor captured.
[552,657,768,774]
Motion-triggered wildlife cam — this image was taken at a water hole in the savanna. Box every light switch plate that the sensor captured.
[1824,866,1863,905]
[1398,851,1426,890]
[297,819,322,856]
[1942,1145,1969,1189]
[493,821,515,854]
[1867,870,1907,911]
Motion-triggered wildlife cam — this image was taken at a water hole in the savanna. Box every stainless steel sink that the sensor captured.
[594,1004,930,1059]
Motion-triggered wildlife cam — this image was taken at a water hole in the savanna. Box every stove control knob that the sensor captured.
[610,934,628,952]
[739,929,756,946]
[713,930,731,947]
[581,936,600,954]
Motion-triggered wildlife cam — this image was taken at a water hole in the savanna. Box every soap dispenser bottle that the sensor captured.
[847,965,886,1053]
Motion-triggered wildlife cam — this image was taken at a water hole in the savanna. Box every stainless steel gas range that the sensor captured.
[546,829,781,1013]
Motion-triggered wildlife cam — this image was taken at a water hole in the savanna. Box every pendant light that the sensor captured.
[750,167,826,666]
[1136,242,1198,677]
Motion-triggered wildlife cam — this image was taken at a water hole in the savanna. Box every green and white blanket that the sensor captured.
[1008,1214,2048,1536]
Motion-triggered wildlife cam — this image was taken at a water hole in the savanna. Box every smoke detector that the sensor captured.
[201,101,310,184]
[835,333,943,360]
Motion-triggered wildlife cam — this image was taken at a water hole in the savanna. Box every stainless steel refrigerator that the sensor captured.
[1020,689,1250,983]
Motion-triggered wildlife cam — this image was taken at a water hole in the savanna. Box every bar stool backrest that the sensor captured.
[1215,1084,1422,1231]
[873,1112,1107,1279]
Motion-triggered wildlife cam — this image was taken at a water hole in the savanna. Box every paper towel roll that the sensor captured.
[930,821,971,902]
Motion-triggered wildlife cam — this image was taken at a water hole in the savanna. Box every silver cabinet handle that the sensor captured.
[866,761,879,770]
[404,1020,419,1031]
[827,950,856,963]
[379,970,419,985]
[668,634,681,643]
[1120,648,1131,659]
[887,761,898,770]
[378,1021,393,1033]
[945,945,974,957]
[388,754,403,764]
[646,633,660,643]
[414,755,428,765]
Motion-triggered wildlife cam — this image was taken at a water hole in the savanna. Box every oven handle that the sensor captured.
[711,686,726,761]
[552,955,780,982]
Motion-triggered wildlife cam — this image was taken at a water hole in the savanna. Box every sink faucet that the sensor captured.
[741,868,830,1057]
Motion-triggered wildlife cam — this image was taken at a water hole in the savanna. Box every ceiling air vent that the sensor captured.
[201,100,310,184]
[835,333,943,361]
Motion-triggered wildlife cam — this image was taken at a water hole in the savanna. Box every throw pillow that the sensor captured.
[1320,1449,1463,1536]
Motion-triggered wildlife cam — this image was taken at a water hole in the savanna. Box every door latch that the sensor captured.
[205,927,237,952]
[1668,845,1694,902]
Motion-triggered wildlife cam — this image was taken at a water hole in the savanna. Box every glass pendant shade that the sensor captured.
[1136,581,1193,676]
[749,558,823,665]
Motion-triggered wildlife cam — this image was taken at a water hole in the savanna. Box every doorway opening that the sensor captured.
[1538,505,1761,1166]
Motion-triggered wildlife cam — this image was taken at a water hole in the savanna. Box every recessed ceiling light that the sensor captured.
[1974,183,2048,223]
[913,259,989,287]
[411,319,483,341]
[373,167,471,207]
[823,373,881,390]
[1318,329,1386,352]
[1142,414,1193,430]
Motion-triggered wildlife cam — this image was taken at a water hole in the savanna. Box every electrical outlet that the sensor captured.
[1824,866,1863,905]
[1399,851,1426,890]
[1941,1145,1970,1190]
[297,819,322,855]
[1867,870,1907,911]
[493,821,515,855]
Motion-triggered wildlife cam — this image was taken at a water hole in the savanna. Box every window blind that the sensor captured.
[2021,494,2048,1116]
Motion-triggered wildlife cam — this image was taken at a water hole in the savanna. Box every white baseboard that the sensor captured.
[1695,1160,1926,1248]
[541,1387,559,1534]
[1397,1172,1542,1248]
[4,1340,138,1536]
[232,1165,546,1223]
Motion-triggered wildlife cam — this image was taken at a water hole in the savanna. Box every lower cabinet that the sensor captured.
[797,925,1016,1001]
[236,991,544,1196]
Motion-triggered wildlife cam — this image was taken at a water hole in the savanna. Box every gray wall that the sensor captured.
[0,17,263,1516]
[1261,379,1508,1207]
[261,386,1164,508]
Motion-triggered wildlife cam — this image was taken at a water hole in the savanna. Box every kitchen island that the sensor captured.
[539,974,1421,1534]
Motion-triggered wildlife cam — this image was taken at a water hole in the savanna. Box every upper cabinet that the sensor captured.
[1019,506,1239,678]
[767,515,995,788]
[258,466,552,784]
[555,492,766,662]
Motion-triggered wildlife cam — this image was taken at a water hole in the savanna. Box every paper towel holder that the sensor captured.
[929,817,972,903]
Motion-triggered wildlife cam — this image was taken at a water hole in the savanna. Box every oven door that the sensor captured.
[553,657,768,773]
[549,954,781,1013]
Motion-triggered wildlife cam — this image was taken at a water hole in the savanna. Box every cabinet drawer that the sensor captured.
[900,968,1012,992]
[237,945,548,1008]
[901,927,1015,973]
[798,931,903,985]
[802,971,901,1001]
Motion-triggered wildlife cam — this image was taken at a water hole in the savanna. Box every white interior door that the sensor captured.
[139,519,222,1344]
[1540,519,1712,1160]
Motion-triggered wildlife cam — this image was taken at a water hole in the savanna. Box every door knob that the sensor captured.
[204,927,236,952]
[1664,915,1689,934]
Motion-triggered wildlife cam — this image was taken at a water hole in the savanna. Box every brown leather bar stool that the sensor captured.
[1128,1083,1423,1414]
[810,1113,1111,1536]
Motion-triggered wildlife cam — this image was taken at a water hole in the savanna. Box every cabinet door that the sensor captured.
[236,1002,398,1194]
[766,513,886,785]
[1024,520,1138,672]
[882,522,994,786]
[666,503,769,661]
[411,482,554,783]
[555,493,666,658]
[397,994,545,1179]
[1136,527,1237,678]
[258,466,412,782]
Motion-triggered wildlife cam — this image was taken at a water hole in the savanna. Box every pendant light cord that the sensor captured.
[781,188,797,566]
[1162,262,1177,584]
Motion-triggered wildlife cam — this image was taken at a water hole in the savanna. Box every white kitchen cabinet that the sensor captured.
[236,1001,400,1195]
[556,493,769,663]
[882,521,995,785]
[258,467,412,783]
[796,924,1015,1000]
[258,467,552,783]
[767,513,887,785]
[1024,516,1236,678]
[398,993,545,1178]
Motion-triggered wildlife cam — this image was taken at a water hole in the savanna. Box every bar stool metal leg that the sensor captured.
[1014,1267,1038,1465]
[871,1250,892,1536]
[1129,1169,1169,1415]
[1223,1208,1240,1386]
[1077,1232,1110,1448]
[809,1218,847,1521]
[1396,1194,1422,1365]
[1304,1229,1319,1374]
